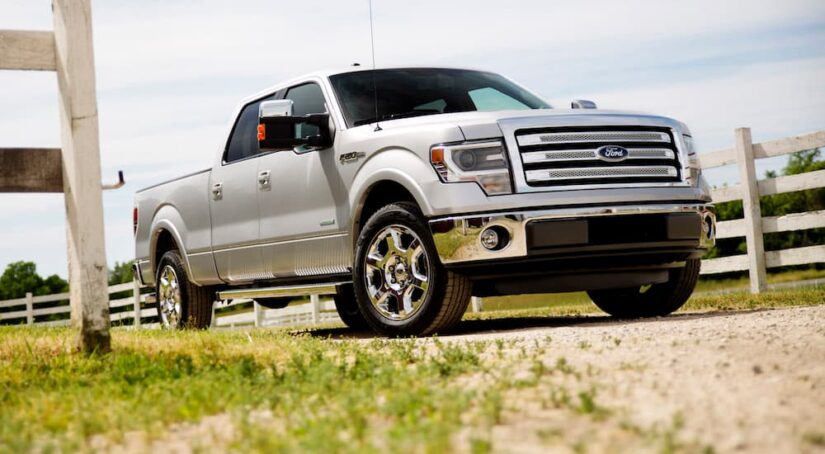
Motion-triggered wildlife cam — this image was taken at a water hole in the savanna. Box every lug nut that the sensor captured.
[480,228,500,250]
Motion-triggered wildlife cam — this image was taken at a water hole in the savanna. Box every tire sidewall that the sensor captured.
[155,250,191,329]
[352,203,446,336]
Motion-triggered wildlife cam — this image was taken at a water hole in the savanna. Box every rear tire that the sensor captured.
[587,259,700,318]
[156,250,214,329]
[353,202,471,336]
[333,283,368,330]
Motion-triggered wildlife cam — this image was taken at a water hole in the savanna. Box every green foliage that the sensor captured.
[0,261,68,300]
[108,260,135,286]
[0,260,136,301]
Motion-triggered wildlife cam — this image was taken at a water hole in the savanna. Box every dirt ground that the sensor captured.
[99,305,825,453]
[448,305,825,453]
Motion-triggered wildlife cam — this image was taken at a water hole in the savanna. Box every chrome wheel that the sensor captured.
[158,265,182,328]
[364,224,431,321]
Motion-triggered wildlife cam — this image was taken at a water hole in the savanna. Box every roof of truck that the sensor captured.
[242,66,492,104]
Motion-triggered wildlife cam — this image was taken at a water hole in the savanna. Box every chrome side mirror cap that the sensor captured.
[571,99,597,109]
[260,99,294,118]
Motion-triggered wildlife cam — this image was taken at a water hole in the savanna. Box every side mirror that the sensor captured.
[571,99,597,109]
[258,100,333,150]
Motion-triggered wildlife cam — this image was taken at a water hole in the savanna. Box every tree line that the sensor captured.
[0,260,133,300]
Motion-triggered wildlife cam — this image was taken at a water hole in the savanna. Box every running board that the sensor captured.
[216,281,350,300]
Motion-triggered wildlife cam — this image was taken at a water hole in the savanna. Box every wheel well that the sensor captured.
[153,229,178,269]
[356,181,418,234]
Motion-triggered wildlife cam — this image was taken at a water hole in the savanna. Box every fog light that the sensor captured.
[480,228,500,250]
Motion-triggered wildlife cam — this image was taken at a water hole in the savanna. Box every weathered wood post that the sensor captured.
[734,127,768,293]
[53,0,111,351]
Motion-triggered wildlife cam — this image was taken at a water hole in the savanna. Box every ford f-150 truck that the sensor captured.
[134,67,715,335]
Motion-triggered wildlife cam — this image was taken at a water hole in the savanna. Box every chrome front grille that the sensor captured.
[517,130,671,146]
[515,127,683,188]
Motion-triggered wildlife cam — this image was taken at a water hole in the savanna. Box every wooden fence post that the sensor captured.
[310,295,320,324]
[132,278,141,328]
[734,127,768,293]
[253,301,263,327]
[53,0,111,352]
[25,292,34,325]
[471,296,483,313]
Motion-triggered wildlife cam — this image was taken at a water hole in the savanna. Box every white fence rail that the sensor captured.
[211,296,340,328]
[0,280,341,329]
[699,128,825,292]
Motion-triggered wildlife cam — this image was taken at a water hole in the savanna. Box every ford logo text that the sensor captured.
[596,145,629,162]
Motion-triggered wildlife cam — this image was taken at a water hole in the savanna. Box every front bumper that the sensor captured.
[428,203,715,266]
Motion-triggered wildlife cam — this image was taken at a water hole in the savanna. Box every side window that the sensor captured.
[224,95,274,163]
[285,83,327,139]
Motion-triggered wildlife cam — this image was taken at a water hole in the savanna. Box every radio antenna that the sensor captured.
[368,0,382,131]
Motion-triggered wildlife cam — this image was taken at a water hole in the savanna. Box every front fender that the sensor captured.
[349,148,439,230]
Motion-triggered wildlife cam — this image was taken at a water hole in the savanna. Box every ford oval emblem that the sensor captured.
[596,145,629,162]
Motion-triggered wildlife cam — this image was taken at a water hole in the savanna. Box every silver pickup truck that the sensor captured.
[134,67,715,335]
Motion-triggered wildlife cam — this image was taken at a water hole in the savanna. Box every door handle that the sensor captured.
[258,170,271,190]
[211,183,223,201]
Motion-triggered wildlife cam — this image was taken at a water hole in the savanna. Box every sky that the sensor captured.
[1,0,824,279]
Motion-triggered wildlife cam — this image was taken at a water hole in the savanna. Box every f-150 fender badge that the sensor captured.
[596,145,629,162]
[339,151,365,164]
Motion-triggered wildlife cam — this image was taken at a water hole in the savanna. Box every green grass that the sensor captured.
[0,330,495,452]
[0,287,823,452]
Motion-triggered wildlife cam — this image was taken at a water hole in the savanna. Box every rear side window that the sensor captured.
[224,95,274,163]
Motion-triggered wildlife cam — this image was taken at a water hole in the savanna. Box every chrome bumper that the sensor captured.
[428,203,716,265]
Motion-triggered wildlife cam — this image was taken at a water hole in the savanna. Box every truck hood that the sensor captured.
[365,108,691,141]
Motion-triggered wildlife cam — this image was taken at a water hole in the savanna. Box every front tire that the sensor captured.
[333,283,368,330]
[156,250,214,329]
[353,202,471,336]
[587,259,701,318]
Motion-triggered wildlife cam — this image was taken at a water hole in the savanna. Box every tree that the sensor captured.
[0,261,68,300]
[108,260,134,286]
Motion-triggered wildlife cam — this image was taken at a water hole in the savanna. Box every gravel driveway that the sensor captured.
[445,305,825,453]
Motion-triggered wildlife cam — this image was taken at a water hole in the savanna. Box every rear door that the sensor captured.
[209,96,273,283]
[256,81,350,277]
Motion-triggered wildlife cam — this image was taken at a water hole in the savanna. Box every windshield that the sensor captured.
[329,68,551,127]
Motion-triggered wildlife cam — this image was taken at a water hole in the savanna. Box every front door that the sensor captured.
[257,81,350,277]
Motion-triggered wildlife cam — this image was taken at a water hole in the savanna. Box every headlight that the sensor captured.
[430,140,512,195]
[682,134,701,185]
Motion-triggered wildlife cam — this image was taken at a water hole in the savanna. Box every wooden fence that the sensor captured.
[698,128,825,292]
[0,280,149,327]
[0,280,341,329]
